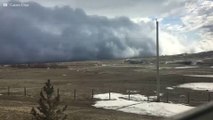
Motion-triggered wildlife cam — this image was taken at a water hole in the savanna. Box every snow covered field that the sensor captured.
[177,82,213,91]
[93,93,194,117]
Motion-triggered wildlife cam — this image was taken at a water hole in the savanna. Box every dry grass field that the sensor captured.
[0,53,213,120]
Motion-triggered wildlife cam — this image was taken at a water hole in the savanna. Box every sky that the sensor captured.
[0,0,212,63]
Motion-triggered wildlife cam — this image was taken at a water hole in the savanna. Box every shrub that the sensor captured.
[31,79,67,120]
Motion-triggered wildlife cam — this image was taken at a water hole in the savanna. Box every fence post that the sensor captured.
[74,89,76,100]
[187,92,190,104]
[128,91,130,100]
[208,92,211,101]
[91,89,94,99]
[109,90,111,100]
[24,87,27,96]
[8,86,10,96]
[57,88,60,96]
[166,91,169,103]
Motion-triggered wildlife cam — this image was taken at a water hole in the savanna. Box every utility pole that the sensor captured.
[156,19,160,102]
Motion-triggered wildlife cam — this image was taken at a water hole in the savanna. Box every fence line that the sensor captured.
[0,86,212,105]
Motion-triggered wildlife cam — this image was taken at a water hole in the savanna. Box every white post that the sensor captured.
[156,19,160,102]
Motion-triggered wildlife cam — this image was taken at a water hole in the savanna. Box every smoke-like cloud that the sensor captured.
[0,1,156,64]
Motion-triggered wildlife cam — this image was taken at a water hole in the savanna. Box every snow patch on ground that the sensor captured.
[62,74,67,76]
[166,87,174,90]
[93,92,193,117]
[184,75,213,78]
[177,82,213,91]
[174,66,198,69]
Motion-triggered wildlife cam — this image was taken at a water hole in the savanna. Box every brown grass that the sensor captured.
[0,60,212,120]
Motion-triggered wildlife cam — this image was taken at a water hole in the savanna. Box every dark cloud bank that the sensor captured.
[0,1,155,64]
